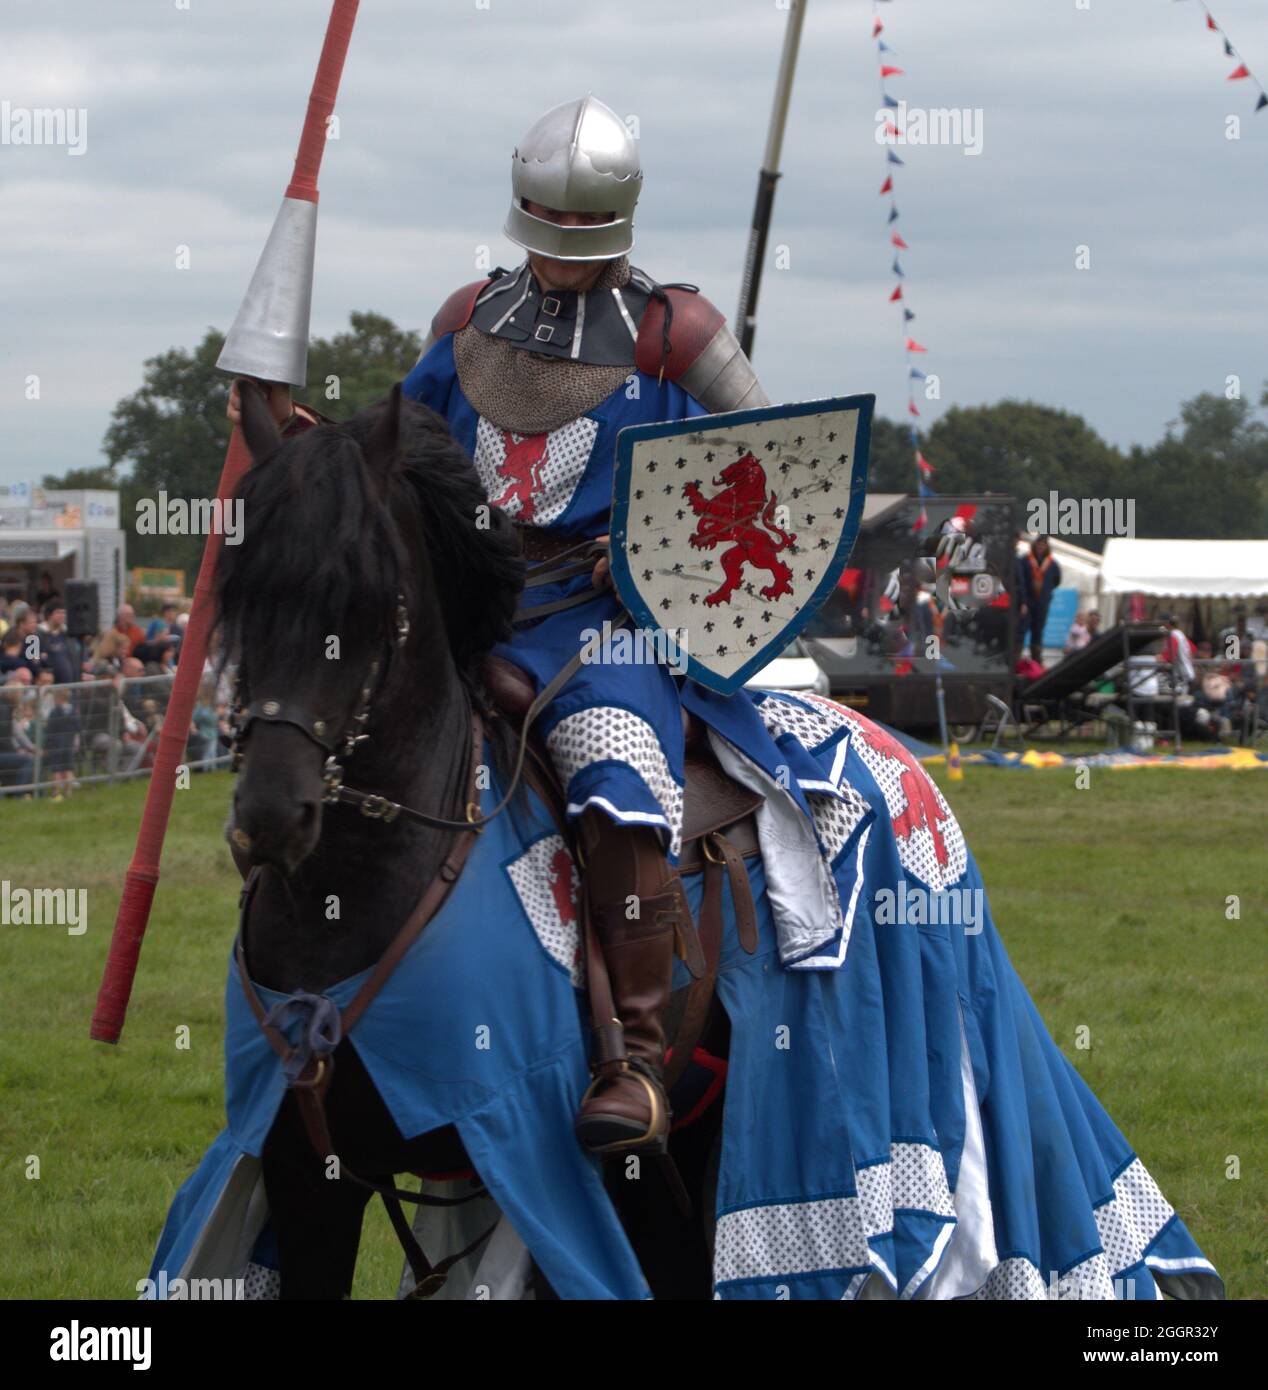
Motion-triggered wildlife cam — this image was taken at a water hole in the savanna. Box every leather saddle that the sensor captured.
[481,655,763,862]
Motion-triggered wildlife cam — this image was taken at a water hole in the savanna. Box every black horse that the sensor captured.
[220,381,722,1299]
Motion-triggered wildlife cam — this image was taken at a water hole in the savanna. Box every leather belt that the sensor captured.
[515,524,591,565]
[678,814,759,873]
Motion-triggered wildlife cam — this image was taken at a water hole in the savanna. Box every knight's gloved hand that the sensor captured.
[227,377,293,429]
[591,534,613,590]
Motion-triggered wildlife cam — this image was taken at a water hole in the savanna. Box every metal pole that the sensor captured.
[735,0,808,359]
[934,671,950,757]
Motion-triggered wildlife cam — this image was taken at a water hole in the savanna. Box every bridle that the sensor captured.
[228,546,617,836]
[228,598,486,831]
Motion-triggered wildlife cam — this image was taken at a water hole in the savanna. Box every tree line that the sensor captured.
[46,312,1268,573]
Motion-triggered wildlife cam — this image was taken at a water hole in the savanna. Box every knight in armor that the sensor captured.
[404,96,766,1156]
[230,96,766,1158]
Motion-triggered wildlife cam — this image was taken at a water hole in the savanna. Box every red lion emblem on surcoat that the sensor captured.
[548,846,576,926]
[492,429,548,521]
[682,452,797,607]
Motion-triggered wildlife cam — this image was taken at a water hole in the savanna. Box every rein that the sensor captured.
[235,709,494,1298]
[228,541,691,1294]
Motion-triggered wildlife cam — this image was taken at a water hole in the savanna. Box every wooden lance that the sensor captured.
[91,0,361,1043]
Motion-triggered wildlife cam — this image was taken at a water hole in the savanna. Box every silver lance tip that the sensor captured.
[217,196,318,389]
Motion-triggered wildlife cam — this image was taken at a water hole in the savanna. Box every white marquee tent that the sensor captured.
[1098,538,1268,626]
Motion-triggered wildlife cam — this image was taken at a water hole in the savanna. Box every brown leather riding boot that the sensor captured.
[574,817,683,1155]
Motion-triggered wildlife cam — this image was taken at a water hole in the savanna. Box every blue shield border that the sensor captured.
[610,393,875,696]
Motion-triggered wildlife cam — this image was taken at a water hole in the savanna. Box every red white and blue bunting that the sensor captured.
[1179,2,1268,112]
[871,1,935,532]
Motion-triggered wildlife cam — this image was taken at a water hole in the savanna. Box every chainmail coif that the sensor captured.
[453,257,635,436]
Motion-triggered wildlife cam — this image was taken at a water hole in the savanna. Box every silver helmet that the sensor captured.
[503,95,642,262]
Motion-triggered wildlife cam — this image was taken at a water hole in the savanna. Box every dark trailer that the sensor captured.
[803,494,1017,731]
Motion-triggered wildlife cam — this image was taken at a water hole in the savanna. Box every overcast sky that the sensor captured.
[1,0,1266,488]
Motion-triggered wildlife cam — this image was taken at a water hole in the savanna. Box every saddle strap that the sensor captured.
[281,1052,496,1298]
[662,827,759,1093]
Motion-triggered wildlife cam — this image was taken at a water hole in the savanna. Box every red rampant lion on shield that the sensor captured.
[682,452,798,607]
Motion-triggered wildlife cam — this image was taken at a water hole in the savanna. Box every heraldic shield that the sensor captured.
[610,394,874,694]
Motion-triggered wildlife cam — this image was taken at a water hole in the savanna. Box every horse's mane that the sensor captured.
[215,394,524,686]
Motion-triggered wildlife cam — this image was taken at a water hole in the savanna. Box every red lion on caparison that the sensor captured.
[492,429,548,521]
[682,452,798,607]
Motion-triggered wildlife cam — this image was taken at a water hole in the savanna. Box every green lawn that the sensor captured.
[1,766,1264,1298]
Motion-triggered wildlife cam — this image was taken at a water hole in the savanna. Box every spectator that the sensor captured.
[91,628,130,671]
[43,686,82,799]
[0,596,9,638]
[1086,610,1101,641]
[120,656,154,725]
[113,603,146,656]
[1160,613,1196,692]
[1064,611,1091,654]
[191,679,222,766]
[34,570,58,610]
[0,630,25,677]
[79,666,147,775]
[132,634,178,674]
[2,603,50,679]
[1016,534,1062,664]
[145,602,181,643]
[38,600,81,684]
[0,676,37,790]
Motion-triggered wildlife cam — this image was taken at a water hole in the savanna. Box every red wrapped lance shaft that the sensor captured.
[90,0,361,1044]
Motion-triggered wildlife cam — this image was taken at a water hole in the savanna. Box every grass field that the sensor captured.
[1,765,1264,1299]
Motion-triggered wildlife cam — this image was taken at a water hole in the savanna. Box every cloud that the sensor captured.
[1,0,1265,482]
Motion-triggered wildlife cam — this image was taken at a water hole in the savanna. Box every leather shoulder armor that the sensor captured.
[432,277,494,340]
[413,276,497,367]
[635,287,768,414]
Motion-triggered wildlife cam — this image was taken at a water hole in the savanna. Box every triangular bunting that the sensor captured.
[903,308,915,321]
[889,285,903,302]
[872,19,883,39]
[888,206,900,223]
[879,175,893,195]
[1228,63,1250,80]
[909,367,926,380]
[892,257,904,276]
[1257,92,1268,111]
[880,65,904,78]
[906,337,927,352]
[883,93,900,109]
[887,150,904,165]
[891,232,909,249]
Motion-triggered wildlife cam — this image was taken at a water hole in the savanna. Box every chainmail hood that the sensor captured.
[453,257,639,435]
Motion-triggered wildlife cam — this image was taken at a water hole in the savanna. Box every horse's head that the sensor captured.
[218,380,522,874]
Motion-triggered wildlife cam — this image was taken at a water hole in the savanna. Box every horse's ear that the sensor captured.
[364,382,404,478]
[236,378,283,465]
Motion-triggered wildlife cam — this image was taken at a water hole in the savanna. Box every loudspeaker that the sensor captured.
[64,580,99,637]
